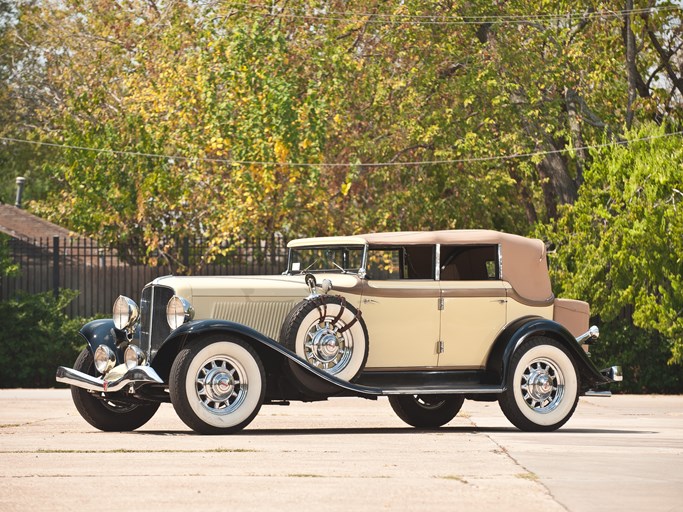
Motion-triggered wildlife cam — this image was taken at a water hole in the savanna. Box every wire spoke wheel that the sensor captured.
[195,357,248,415]
[303,318,353,374]
[520,358,565,413]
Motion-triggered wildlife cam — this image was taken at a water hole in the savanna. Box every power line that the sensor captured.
[2,131,681,169]
[219,3,681,25]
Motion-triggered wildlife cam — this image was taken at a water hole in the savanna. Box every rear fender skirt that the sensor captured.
[158,320,381,398]
[486,316,611,389]
[78,319,128,364]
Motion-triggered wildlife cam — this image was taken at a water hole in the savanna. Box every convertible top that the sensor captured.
[289,230,553,304]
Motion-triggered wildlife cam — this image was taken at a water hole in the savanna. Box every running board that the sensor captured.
[355,370,504,396]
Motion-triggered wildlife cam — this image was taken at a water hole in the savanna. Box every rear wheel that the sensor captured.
[388,394,464,428]
[169,336,265,435]
[70,348,160,432]
[498,337,580,432]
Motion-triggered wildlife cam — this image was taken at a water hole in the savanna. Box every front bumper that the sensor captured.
[56,364,164,393]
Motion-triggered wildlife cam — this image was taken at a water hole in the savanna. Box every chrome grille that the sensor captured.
[140,284,174,361]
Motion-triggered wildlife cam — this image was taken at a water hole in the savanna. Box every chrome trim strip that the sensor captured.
[148,285,156,353]
[363,365,483,372]
[435,244,441,281]
[381,386,504,395]
[56,364,164,393]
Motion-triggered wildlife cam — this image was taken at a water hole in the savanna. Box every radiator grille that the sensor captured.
[140,284,174,360]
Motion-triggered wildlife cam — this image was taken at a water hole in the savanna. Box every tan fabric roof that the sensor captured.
[289,230,553,304]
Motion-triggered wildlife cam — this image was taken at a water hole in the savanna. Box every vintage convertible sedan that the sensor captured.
[57,230,622,434]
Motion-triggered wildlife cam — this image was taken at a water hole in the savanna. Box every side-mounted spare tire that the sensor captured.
[279,295,369,383]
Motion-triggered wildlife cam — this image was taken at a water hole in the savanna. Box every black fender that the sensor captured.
[153,319,380,398]
[78,319,128,364]
[486,316,611,390]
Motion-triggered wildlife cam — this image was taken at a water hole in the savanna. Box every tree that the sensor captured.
[538,122,683,390]
[3,0,682,261]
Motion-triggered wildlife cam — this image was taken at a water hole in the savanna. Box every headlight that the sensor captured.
[113,295,139,331]
[93,345,116,375]
[166,295,194,330]
[124,344,146,369]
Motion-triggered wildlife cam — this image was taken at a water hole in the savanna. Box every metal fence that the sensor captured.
[1,235,289,318]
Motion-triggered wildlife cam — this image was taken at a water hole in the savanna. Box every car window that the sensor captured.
[440,245,499,280]
[366,245,435,280]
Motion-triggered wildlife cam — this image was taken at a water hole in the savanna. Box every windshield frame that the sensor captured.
[286,244,368,276]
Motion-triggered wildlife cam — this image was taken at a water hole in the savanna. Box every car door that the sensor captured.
[438,245,507,369]
[360,245,441,370]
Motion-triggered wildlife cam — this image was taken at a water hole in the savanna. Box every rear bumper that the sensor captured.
[600,365,623,382]
[56,364,164,393]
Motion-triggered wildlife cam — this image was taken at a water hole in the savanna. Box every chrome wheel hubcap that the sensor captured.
[520,357,564,413]
[195,357,248,414]
[304,320,352,374]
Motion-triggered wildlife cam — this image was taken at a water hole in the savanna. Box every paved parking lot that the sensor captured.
[0,390,681,511]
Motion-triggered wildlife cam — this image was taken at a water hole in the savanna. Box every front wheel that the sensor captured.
[70,348,160,432]
[169,336,265,435]
[388,394,464,428]
[498,337,580,432]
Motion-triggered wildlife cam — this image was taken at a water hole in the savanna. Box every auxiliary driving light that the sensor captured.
[124,344,146,369]
[93,345,116,375]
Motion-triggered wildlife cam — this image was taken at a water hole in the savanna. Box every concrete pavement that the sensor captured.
[0,390,681,511]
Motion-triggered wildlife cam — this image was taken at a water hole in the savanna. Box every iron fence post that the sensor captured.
[52,236,59,298]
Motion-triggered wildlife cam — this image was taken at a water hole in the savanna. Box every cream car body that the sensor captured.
[57,230,621,434]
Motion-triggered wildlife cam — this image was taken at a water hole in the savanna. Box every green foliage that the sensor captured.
[0,233,18,278]
[2,0,682,390]
[590,320,683,393]
[0,290,86,388]
[539,122,683,391]
[8,0,679,250]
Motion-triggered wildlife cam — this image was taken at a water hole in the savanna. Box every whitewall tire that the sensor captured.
[169,336,265,434]
[499,337,580,432]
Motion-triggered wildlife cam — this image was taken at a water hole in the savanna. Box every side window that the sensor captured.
[366,248,402,279]
[366,245,435,280]
[440,245,499,280]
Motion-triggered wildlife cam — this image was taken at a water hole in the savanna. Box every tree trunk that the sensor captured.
[536,138,578,220]
[625,0,637,129]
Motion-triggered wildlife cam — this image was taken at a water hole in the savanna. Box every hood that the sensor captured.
[151,273,363,302]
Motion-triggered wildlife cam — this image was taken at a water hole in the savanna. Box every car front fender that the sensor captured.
[78,319,128,364]
[153,319,379,398]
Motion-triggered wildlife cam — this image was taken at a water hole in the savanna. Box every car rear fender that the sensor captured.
[486,316,610,390]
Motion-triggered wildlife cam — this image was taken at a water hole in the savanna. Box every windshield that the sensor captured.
[288,245,366,274]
